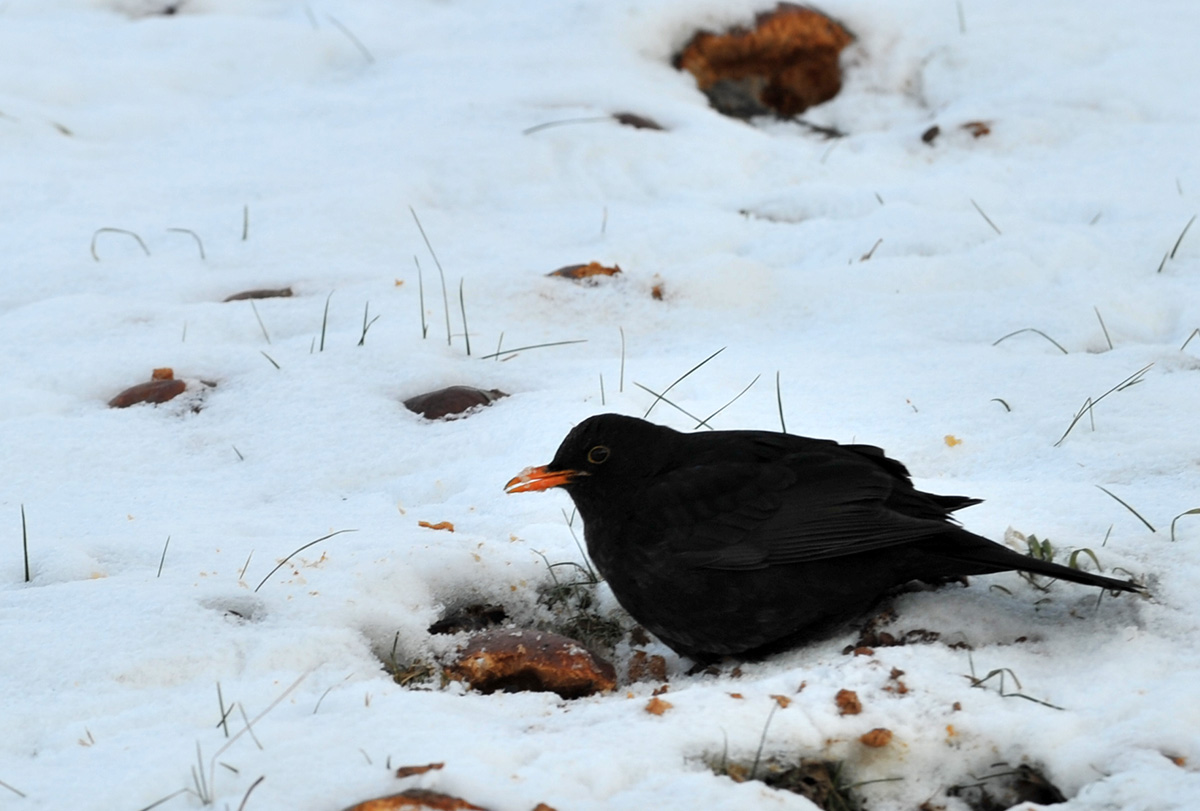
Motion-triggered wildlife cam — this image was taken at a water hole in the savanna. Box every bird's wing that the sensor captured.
[647,449,947,571]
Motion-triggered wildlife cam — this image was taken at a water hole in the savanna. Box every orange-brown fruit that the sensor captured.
[448,629,616,699]
[676,4,853,118]
[340,789,488,811]
[860,728,893,748]
[835,688,862,715]
[404,386,506,420]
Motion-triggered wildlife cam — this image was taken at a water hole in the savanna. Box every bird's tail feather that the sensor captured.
[935,529,1143,593]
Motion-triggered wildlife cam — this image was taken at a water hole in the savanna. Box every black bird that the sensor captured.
[505,413,1141,659]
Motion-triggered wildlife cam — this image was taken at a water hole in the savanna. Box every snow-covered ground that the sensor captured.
[2,1,1198,808]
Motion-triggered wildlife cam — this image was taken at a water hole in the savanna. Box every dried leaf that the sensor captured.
[835,689,862,716]
[627,650,668,682]
[223,287,293,301]
[645,696,673,715]
[613,112,664,131]
[547,262,622,281]
[108,378,187,408]
[394,762,444,779]
[961,120,992,138]
[860,728,893,748]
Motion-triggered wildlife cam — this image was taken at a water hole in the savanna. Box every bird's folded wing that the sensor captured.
[649,451,946,571]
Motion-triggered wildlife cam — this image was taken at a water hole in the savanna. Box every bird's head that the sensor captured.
[504,413,674,501]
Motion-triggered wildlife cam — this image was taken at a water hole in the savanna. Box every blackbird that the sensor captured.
[505,413,1141,659]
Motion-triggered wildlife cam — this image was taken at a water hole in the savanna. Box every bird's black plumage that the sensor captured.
[506,413,1141,659]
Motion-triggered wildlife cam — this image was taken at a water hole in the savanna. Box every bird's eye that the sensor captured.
[587,445,610,464]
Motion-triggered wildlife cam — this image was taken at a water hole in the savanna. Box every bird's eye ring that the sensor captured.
[587,445,610,464]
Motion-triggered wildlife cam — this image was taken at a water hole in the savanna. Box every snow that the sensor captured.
[1,0,1198,809]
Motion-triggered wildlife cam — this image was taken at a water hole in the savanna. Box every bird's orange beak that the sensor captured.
[504,465,584,493]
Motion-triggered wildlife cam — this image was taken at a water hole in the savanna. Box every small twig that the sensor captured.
[990,398,1012,412]
[599,374,605,406]
[696,374,760,429]
[136,788,188,811]
[236,776,265,811]
[206,672,311,795]
[21,504,30,583]
[237,703,264,750]
[1093,306,1113,350]
[313,675,352,714]
[254,529,357,592]
[956,0,966,33]
[522,116,610,135]
[357,302,380,347]
[458,278,471,356]
[794,119,845,139]
[1096,485,1156,533]
[232,445,244,461]
[0,778,26,798]
[970,199,1002,235]
[239,551,253,579]
[217,683,231,738]
[241,205,249,241]
[1054,363,1153,446]
[561,508,597,582]
[859,237,883,261]
[992,328,1068,354]
[633,382,707,425]
[326,14,374,63]
[1180,328,1199,352]
[493,331,503,361]
[1170,508,1200,542]
[250,300,271,344]
[643,346,725,418]
[477,339,587,360]
[260,351,280,370]
[619,327,626,392]
[90,227,150,261]
[157,535,170,578]
[192,742,210,802]
[414,256,428,339]
[775,371,787,432]
[601,206,608,237]
[750,703,781,781]
[1170,214,1196,259]
[319,291,333,352]
[408,207,451,347]
[965,657,1063,709]
[166,228,206,260]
